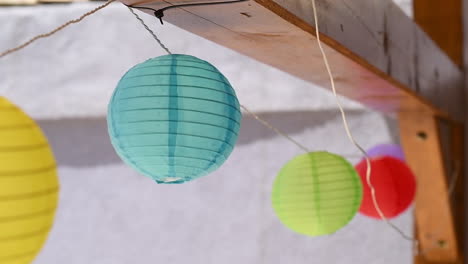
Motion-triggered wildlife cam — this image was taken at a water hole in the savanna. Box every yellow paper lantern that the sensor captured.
[0,97,59,263]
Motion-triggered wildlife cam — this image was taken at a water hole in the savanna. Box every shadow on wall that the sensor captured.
[39,110,397,167]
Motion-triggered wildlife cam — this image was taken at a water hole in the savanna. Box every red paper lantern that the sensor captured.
[355,156,416,219]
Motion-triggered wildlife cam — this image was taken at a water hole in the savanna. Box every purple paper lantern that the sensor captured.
[366,143,405,161]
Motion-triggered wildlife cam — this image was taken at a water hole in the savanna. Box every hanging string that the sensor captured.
[309,0,417,246]
[127,7,172,54]
[0,0,115,59]
[308,0,460,254]
[240,105,311,153]
[240,106,372,158]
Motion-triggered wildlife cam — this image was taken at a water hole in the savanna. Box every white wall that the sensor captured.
[34,112,412,264]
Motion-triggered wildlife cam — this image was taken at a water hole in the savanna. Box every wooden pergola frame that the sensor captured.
[118,0,466,263]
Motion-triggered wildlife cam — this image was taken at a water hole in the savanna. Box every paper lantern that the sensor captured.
[355,156,416,219]
[271,152,363,236]
[108,54,242,184]
[366,143,405,161]
[0,97,59,263]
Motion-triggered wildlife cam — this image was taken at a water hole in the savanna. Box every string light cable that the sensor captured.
[127,7,172,54]
[0,0,115,59]
[125,0,249,24]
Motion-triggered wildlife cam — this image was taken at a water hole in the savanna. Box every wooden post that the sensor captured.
[408,1,465,263]
[399,113,460,263]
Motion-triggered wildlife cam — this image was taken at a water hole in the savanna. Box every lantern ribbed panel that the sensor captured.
[108,54,241,184]
[355,157,416,219]
[0,97,59,264]
[272,152,362,236]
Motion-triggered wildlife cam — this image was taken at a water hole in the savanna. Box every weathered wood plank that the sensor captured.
[120,0,464,122]
[399,113,459,263]
[414,0,463,66]
[412,121,465,264]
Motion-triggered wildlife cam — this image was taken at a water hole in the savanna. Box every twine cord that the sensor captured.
[309,0,416,246]
[240,105,311,153]
[0,0,115,59]
[127,7,172,54]
[309,1,461,255]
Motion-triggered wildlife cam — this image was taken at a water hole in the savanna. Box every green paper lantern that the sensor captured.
[271,152,362,236]
[107,54,241,184]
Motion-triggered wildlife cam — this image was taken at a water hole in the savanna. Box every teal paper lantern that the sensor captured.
[272,152,363,236]
[107,54,242,184]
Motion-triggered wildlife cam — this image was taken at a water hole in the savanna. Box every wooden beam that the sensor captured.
[399,113,459,263]
[414,0,463,67]
[120,0,464,122]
